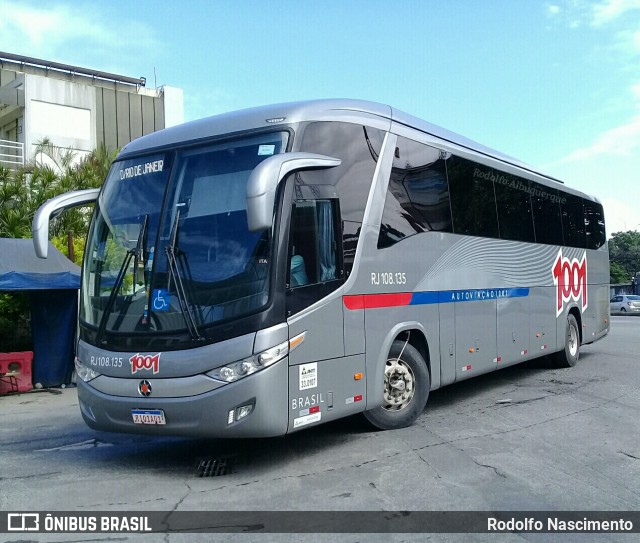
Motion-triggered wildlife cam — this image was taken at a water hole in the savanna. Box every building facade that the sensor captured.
[0,52,183,168]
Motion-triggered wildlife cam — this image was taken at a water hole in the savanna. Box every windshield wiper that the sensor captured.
[132,214,148,289]
[95,216,148,344]
[165,209,202,341]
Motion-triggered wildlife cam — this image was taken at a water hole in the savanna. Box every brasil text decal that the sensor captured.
[552,249,587,317]
[129,353,161,374]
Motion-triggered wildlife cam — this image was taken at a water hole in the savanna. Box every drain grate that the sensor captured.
[196,456,236,477]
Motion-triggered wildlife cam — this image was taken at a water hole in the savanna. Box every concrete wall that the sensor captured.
[0,63,184,165]
[24,74,96,161]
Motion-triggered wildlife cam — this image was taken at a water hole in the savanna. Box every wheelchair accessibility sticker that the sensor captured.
[152,289,170,311]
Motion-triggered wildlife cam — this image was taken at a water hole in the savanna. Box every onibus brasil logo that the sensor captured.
[552,249,587,317]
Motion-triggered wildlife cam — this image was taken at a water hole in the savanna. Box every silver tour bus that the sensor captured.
[33,99,609,437]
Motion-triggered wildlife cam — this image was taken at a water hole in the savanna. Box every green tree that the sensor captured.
[0,141,117,351]
[0,140,116,240]
[85,142,119,182]
[608,230,640,284]
[51,234,86,266]
[610,261,629,284]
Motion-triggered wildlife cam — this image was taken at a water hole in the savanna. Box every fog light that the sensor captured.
[236,404,253,421]
[227,410,235,425]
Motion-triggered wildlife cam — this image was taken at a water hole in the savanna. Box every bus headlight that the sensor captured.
[75,357,101,382]
[207,340,289,383]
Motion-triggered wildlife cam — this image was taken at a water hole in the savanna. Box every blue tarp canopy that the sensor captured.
[0,238,79,387]
[0,238,80,289]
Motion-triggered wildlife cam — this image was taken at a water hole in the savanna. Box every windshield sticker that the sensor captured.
[258,145,275,156]
[120,159,164,180]
[152,289,170,312]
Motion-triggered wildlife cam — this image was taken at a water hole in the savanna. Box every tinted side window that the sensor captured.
[298,122,383,223]
[288,200,340,287]
[493,174,535,242]
[584,199,606,249]
[287,199,343,315]
[446,156,499,238]
[561,194,586,248]
[299,122,384,275]
[531,182,564,246]
[378,137,451,248]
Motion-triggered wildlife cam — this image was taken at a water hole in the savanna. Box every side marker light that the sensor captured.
[289,331,306,351]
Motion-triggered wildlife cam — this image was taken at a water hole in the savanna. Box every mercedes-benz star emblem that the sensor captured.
[138,380,152,397]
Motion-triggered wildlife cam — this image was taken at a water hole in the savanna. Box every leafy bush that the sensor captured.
[0,292,32,351]
[0,141,117,350]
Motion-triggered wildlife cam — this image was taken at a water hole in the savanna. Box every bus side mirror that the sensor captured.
[246,152,341,232]
[32,188,100,258]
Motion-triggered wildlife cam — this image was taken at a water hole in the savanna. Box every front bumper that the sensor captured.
[77,358,289,438]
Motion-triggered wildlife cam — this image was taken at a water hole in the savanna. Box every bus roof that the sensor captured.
[118,98,581,196]
[119,99,391,157]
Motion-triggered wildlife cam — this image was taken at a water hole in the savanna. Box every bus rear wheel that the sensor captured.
[552,313,580,368]
[363,340,429,430]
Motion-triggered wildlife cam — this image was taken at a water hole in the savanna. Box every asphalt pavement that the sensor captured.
[1,316,639,542]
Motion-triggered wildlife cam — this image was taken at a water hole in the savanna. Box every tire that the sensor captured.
[363,340,429,430]
[552,313,580,368]
[620,307,626,313]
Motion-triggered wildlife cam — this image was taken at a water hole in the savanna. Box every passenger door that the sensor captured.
[286,198,345,364]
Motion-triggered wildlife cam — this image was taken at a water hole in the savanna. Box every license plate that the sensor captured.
[131,409,166,425]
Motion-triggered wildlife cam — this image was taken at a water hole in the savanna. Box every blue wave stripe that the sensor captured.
[410,288,530,305]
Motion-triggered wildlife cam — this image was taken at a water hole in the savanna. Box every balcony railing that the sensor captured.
[0,139,24,169]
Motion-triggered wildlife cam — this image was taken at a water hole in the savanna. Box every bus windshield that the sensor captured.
[80,132,288,339]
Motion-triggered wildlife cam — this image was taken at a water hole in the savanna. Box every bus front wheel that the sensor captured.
[363,340,429,430]
[552,313,580,368]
